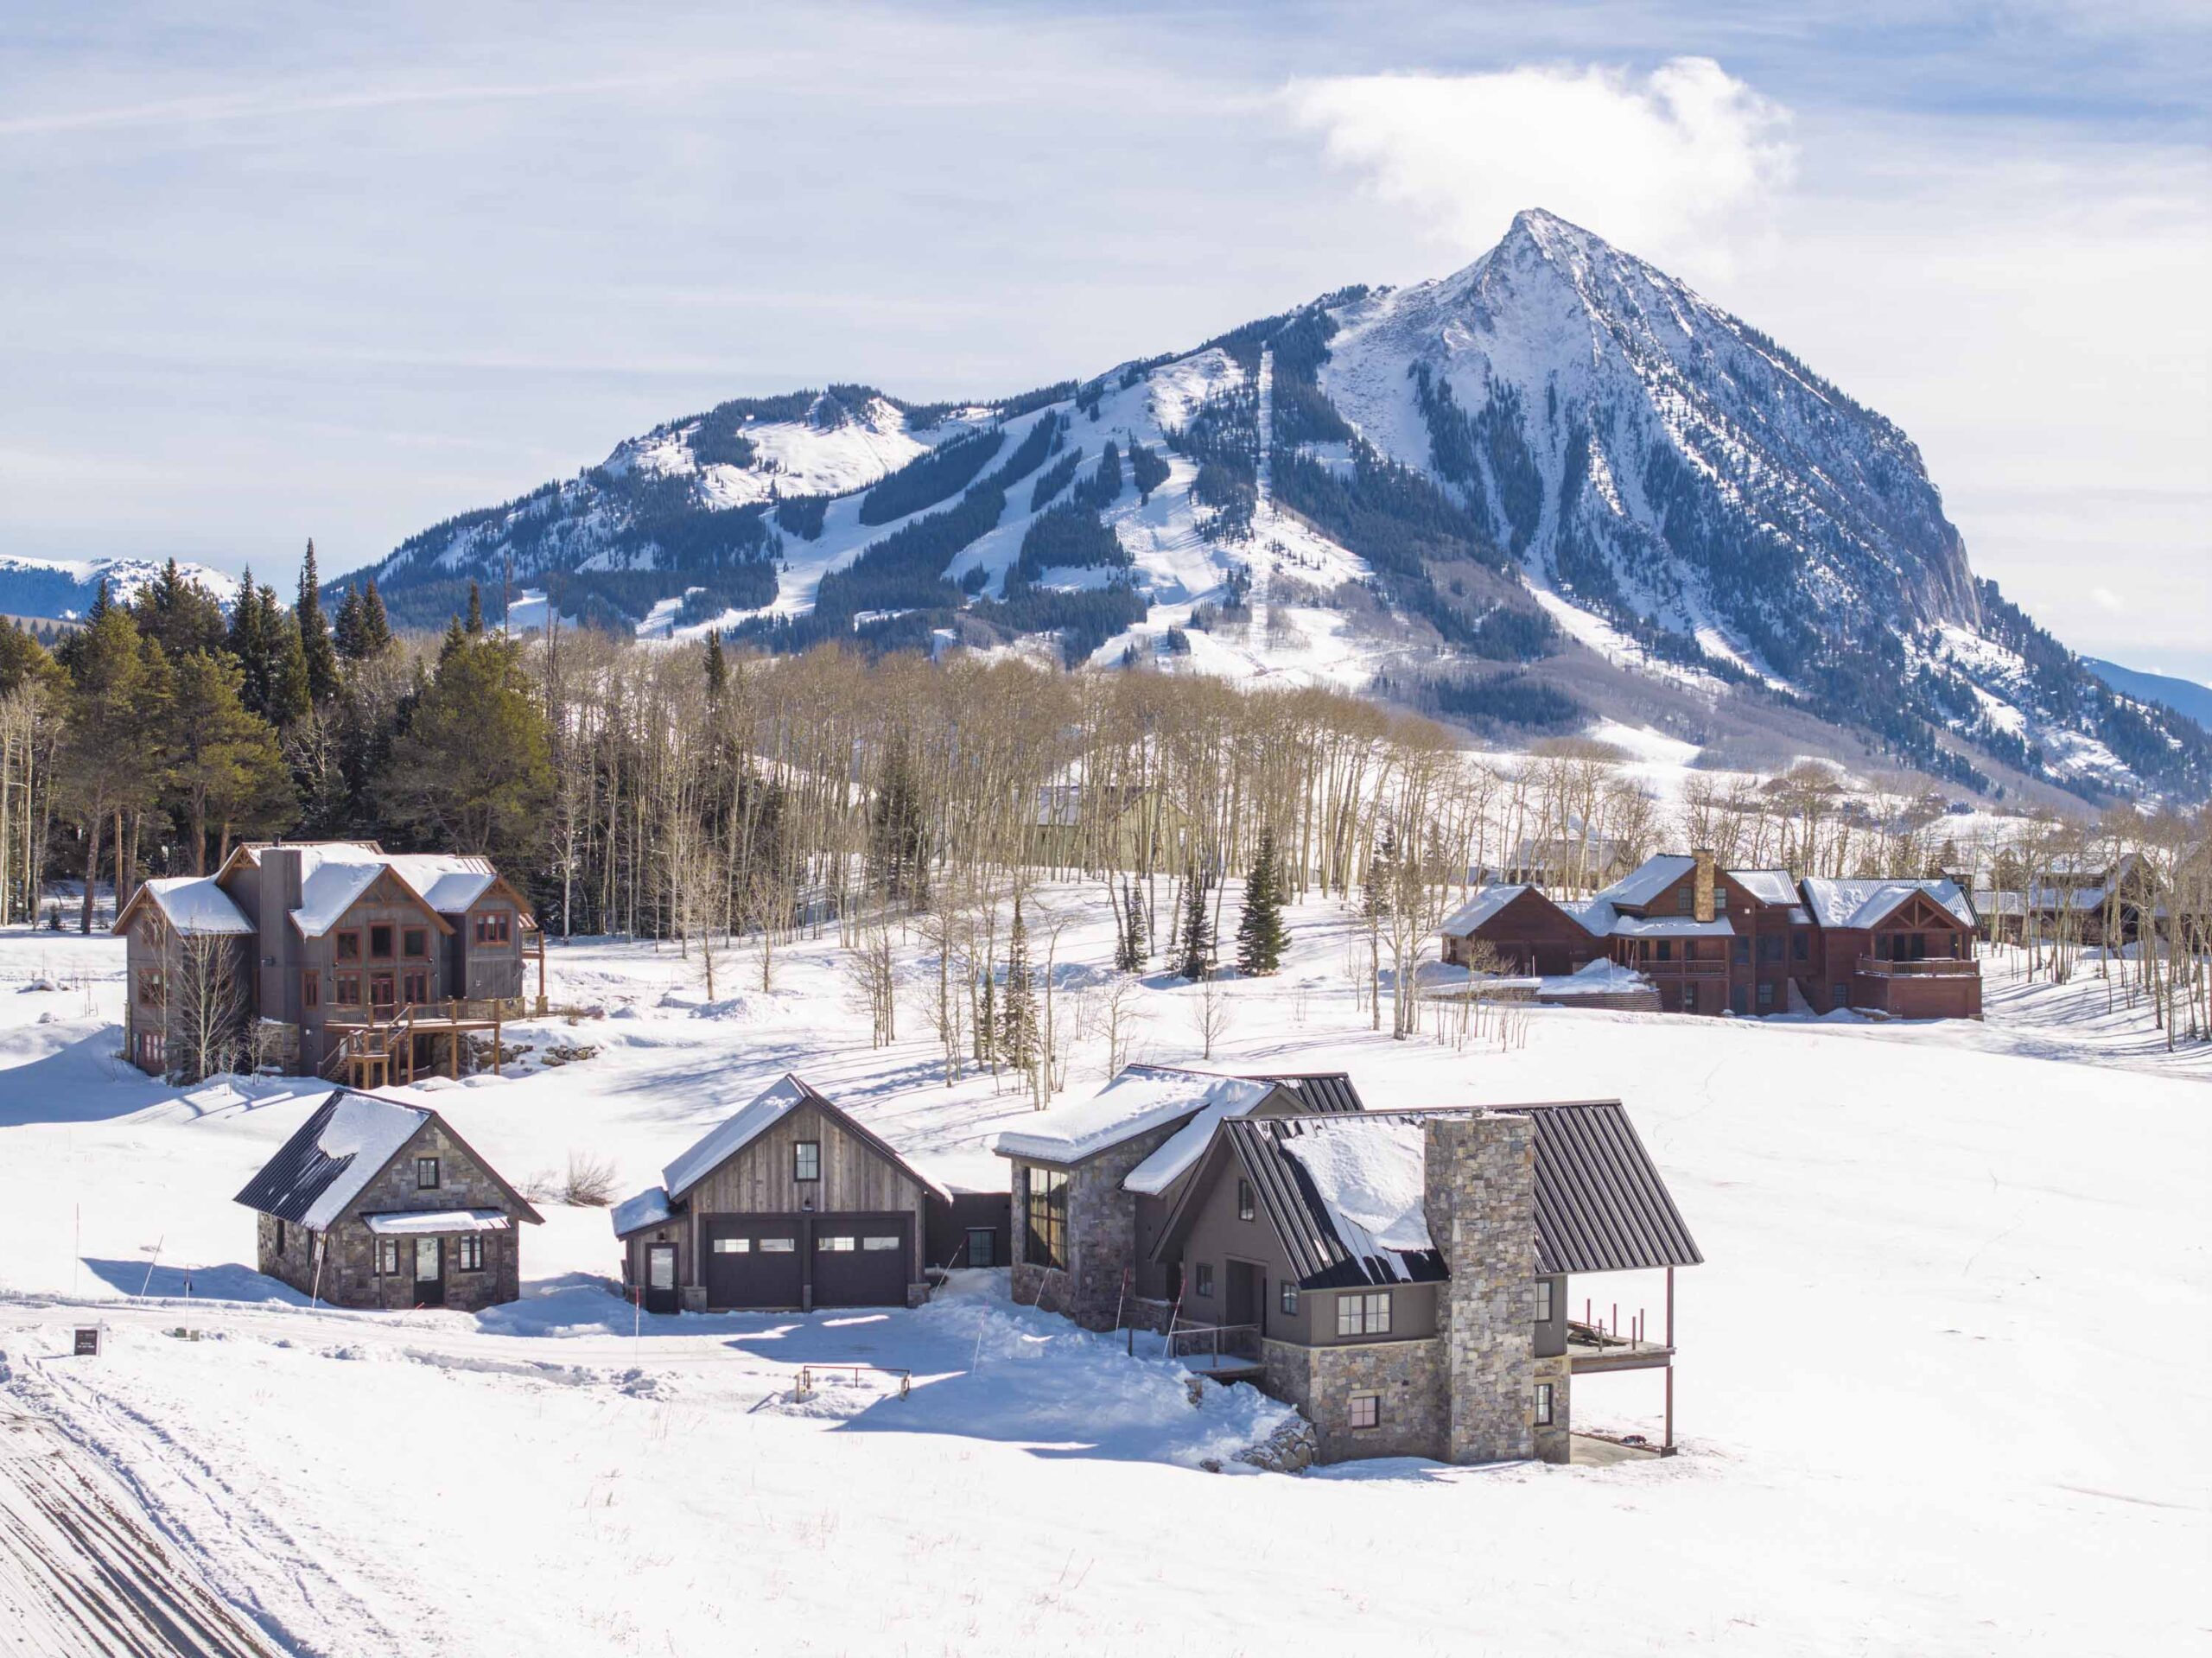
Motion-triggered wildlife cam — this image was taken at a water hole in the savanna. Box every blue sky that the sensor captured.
[3,1,2207,677]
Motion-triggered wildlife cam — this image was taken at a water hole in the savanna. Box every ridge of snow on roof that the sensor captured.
[662,1074,817,1199]
[1610,915,1735,937]
[1801,877,1975,931]
[1440,885,1532,936]
[1120,1075,1282,1195]
[1558,896,1619,935]
[362,1209,512,1235]
[382,854,499,914]
[610,1186,674,1237]
[1733,869,1801,906]
[1274,1117,1434,1281]
[994,1065,1269,1166]
[234,1088,430,1230]
[289,848,392,937]
[1596,854,1696,908]
[139,876,254,936]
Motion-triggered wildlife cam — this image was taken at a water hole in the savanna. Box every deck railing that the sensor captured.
[1856,955,1978,977]
[1166,1322,1261,1367]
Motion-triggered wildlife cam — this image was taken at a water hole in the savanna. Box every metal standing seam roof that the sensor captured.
[233,1088,545,1232]
[1258,1072,1365,1115]
[1192,1101,1701,1289]
[1118,1070,1367,1197]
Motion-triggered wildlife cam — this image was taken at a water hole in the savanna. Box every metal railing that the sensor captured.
[1165,1322,1261,1368]
[1856,954,1978,977]
[793,1364,912,1401]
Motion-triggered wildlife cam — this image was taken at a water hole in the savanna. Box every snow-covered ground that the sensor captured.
[0,889,2204,1655]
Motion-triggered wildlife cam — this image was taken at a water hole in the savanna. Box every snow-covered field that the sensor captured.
[0,889,2205,1655]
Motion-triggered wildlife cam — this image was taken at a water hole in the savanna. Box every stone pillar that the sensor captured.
[1422,1114,1536,1465]
[1693,848,1717,923]
[1533,1354,1572,1463]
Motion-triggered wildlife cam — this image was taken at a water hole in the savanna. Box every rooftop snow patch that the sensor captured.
[362,1209,512,1235]
[134,876,254,937]
[1120,1076,1282,1195]
[383,854,501,915]
[1596,854,1697,909]
[1801,877,1975,931]
[234,1089,430,1231]
[994,1065,1270,1167]
[662,1074,819,1199]
[1440,885,1534,937]
[610,1187,674,1237]
[1276,1117,1434,1274]
[1732,869,1801,907]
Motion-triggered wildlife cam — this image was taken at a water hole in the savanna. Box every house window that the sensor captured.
[817,1235,855,1252]
[472,912,512,946]
[402,967,430,1005]
[1792,931,1808,962]
[456,1236,484,1272]
[416,1157,439,1190]
[1280,1284,1299,1316]
[862,1236,900,1251]
[759,1237,796,1254]
[1194,1262,1214,1298]
[1656,939,1673,962]
[137,969,166,1007]
[335,930,361,962]
[334,972,362,1006]
[1757,981,1776,1010]
[378,1238,402,1276]
[1533,1279,1553,1322]
[369,924,394,960]
[1732,937,1751,965]
[1675,885,1695,914]
[1336,1291,1391,1337]
[1020,1168,1068,1271]
[1348,1393,1382,1431]
[403,928,429,959]
[791,1140,821,1183]
[711,1237,750,1254]
[1236,1178,1255,1222]
[1535,1382,1554,1426]
[1833,981,1850,1007]
[369,972,396,1013]
[136,1029,165,1071]
[1758,935,1783,962]
[274,1219,286,1255]
[302,970,321,1010]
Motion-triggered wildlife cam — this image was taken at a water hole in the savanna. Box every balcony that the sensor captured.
[1856,955,1978,978]
[1630,956,1728,977]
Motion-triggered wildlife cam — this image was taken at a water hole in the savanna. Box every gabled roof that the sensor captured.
[662,1073,951,1204]
[993,1064,1267,1166]
[1801,877,1975,931]
[1118,1069,1364,1197]
[1440,885,1536,937]
[1595,854,1697,911]
[214,840,532,937]
[610,1186,676,1239]
[111,876,255,938]
[1159,1100,1702,1289]
[234,1088,543,1231]
[1732,869,1800,906]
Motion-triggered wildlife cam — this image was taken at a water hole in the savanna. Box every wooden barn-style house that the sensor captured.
[1149,1100,1701,1466]
[1440,850,1982,1020]
[113,840,545,1083]
[235,1087,543,1311]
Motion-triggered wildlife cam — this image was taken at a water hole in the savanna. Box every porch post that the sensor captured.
[1664,1266,1675,1453]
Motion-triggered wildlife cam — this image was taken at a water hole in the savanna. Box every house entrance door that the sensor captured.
[414,1236,445,1306]
[644,1243,678,1314]
[1225,1259,1260,1333]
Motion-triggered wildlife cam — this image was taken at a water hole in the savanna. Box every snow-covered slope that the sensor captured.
[0,554,238,621]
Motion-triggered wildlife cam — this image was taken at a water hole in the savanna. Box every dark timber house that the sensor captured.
[1442,849,1981,1020]
[234,1087,543,1311]
[114,840,543,1083]
[1152,1102,1701,1465]
[611,1074,952,1313]
[992,1064,1364,1331]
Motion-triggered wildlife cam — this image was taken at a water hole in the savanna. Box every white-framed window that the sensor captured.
[711,1237,750,1255]
[378,1238,402,1276]
[862,1236,900,1252]
[817,1235,855,1252]
[1336,1290,1391,1337]
[760,1236,796,1254]
[1280,1284,1299,1316]
[1533,1279,1553,1323]
[1535,1382,1555,1426]
[456,1235,485,1273]
[1348,1392,1381,1431]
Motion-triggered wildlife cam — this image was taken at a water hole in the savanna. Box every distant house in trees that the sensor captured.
[1028,785,1194,873]
[235,1086,543,1311]
[113,840,543,1082]
[1441,851,1981,1020]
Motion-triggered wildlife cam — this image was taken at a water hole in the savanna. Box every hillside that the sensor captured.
[352,211,2209,804]
[0,554,238,625]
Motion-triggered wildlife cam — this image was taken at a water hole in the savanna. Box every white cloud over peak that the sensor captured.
[1286,58,1795,275]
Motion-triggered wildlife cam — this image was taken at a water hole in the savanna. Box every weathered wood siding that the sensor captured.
[687,1102,924,1216]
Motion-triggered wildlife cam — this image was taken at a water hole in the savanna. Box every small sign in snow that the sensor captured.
[73,1327,101,1357]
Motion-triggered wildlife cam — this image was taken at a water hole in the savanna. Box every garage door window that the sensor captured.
[712,1237,750,1254]
[760,1237,796,1253]
[818,1235,855,1252]
[863,1236,900,1251]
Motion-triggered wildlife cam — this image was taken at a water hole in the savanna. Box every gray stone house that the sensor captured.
[234,1087,543,1311]
[610,1074,953,1313]
[992,1064,1363,1331]
[1150,1101,1701,1465]
[113,840,539,1082]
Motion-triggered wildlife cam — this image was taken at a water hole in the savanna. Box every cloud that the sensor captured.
[1286,58,1795,272]
[2090,586,2126,613]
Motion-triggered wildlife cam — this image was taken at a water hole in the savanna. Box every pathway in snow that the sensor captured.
[0,1398,280,1657]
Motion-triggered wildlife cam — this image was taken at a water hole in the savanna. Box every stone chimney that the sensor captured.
[1693,848,1717,923]
[1421,1114,1536,1465]
[259,847,303,1020]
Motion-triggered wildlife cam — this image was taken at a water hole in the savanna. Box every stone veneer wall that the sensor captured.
[1533,1353,1572,1464]
[1263,1337,1448,1464]
[1009,1120,1186,1331]
[1422,1115,1537,1465]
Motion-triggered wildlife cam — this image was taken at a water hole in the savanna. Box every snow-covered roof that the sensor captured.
[1595,854,1696,909]
[362,1209,512,1235]
[383,854,501,915]
[661,1074,950,1204]
[994,1065,1270,1167]
[1275,1116,1433,1280]
[1801,877,1975,931]
[235,1089,430,1230]
[1610,915,1735,938]
[1120,1076,1281,1196]
[610,1186,675,1237]
[1440,885,1534,936]
[1558,896,1618,935]
[132,876,255,937]
[1732,869,1801,906]
[289,848,394,937]
[1974,888,2027,917]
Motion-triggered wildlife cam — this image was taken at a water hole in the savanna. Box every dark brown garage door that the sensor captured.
[702,1217,803,1309]
[810,1217,912,1307]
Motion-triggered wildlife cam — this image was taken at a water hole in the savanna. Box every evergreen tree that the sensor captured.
[296,540,340,706]
[226,565,266,710]
[268,612,313,727]
[163,650,293,871]
[359,577,393,655]
[1176,867,1214,981]
[56,604,162,931]
[381,632,553,862]
[464,581,485,636]
[0,620,61,699]
[1235,828,1289,975]
[704,631,728,700]
[85,578,111,624]
[334,583,367,659]
[133,559,226,660]
[1115,877,1148,971]
[998,899,1039,1076]
[866,736,929,905]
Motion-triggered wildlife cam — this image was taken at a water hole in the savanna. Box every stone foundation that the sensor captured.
[1262,1337,1449,1464]
[1534,1353,1572,1464]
